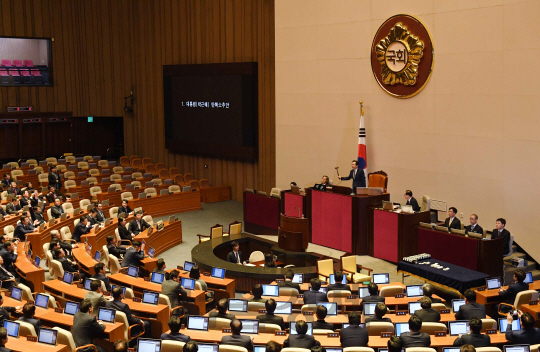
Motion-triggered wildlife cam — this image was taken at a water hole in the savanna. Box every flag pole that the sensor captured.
[358,100,367,187]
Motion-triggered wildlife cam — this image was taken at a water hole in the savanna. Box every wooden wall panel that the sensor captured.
[0,0,275,202]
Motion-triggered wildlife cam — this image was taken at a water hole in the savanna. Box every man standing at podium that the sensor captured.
[338,160,366,193]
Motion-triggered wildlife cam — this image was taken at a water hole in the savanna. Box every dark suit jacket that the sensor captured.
[226,250,243,264]
[45,191,64,204]
[284,334,320,349]
[152,268,170,280]
[455,302,486,320]
[0,248,17,273]
[161,279,187,307]
[17,316,42,334]
[72,222,91,242]
[465,224,484,235]
[415,308,441,322]
[360,294,385,310]
[303,290,328,304]
[128,218,150,235]
[72,312,106,348]
[499,281,529,304]
[19,197,30,208]
[406,197,421,212]
[0,306,16,326]
[340,325,369,347]
[327,283,351,292]
[107,244,126,258]
[400,331,431,347]
[444,217,462,230]
[50,205,64,219]
[121,247,144,268]
[48,172,61,189]
[58,257,79,273]
[5,202,21,215]
[492,228,511,254]
[0,207,5,217]
[106,299,140,326]
[313,319,335,331]
[96,210,107,223]
[278,280,300,292]
[118,226,132,241]
[117,206,133,216]
[221,334,254,350]
[453,332,491,347]
[209,311,236,321]
[365,316,392,323]
[0,345,12,352]
[161,331,191,342]
[14,223,33,241]
[340,168,366,190]
[506,325,540,345]
[92,273,112,292]
[6,187,21,196]
[87,215,99,226]
[256,313,285,330]
[29,207,45,225]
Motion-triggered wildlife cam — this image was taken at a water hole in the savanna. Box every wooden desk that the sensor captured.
[72,246,99,275]
[200,186,231,203]
[269,282,406,292]
[476,281,540,305]
[6,338,68,352]
[128,191,201,217]
[14,243,45,292]
[134,219,183,271]
[108,273,206,315]
[96,184,168,205]
[179,272,235,299]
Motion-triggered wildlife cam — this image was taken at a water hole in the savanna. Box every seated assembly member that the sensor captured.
[414,297,441,322]
[220,319,254,351]
[465,214,483,235]
[506,311,540,345]
[278,270,301,291]
[455,289,486,320]
[284,320,320,348]
[313,304,335,331]
[327,271,351,292]
[453,317,491,347]
[404,190,420,212]
[226,241,246,265]
[303,278,328,304]
[340,311,368,347]
[400,315,431,348]
[209,298,236,321]
[366,302,392,323]
[257,299,285,330]
[445,207,461,230]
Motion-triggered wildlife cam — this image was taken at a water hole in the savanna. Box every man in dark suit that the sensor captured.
[303,278,328,304]
[1,174,12,188]
[161,270,187,310]
[5,199,21,215]
[73,217,91,242]
[121,240,145,269]
[404,190,420,212]
[92,263,111,292]
[414,297,441,322]
[6,182,21,197]
[14,216,36,242]
[506,311,540,345]
[152,258,170,280]
[87,209,99,226]
[226,241,246,265]
[360,282,385,310]
[250,284,266,303]
[257,299,285,330]
[161,315,191,342]
[0,241,18,277]
[117,200,133,216]
[455,289,486,320]
[420,284,442,304]
[327,271,351,292]
[0,295,20,327]
[19,190,31,208]
[53,247,88,281]
[117,217,133,242]
[51,230,77,257]
[50,198,65,219]
[128,211,150,236]
[221,319,254,350]
[388,336,403,352]
[106,286,150,338]
[338,160,366,193]
[465,214,483,235]
[284,320,320,348]
[340,311,368,347]
[72,299,107,352]
[0,257,16,290]
[313,304,334,331]
[106,235,126,259]
[29,205,46,225]
[0,327,11,352]
[366,302,392,323]
[498,269,529,313]
[209,298,236,321]
[17,302,42,334]
[45,186,64,204]
[95,203,107,223]
[48,166,61,190]
[492,218,511,255]
[453,317,491,347]
[278,270,300,291]
[444,207,461,230]
[400,315,431,347]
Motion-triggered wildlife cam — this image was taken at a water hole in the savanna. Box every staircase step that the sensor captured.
[504,252,527,262]
[530,270,540,281]
[512,244,518,251]
[504,263,537,284]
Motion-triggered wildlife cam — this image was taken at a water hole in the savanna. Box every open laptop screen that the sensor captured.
[38,328,58,346]
[35,293,49,309]
[395,322,410,336]
[449,321,471,335]
[228,299,248,313]
[317,302,338,315]
[275,301,292,315]
[240,319,259,334]
[262,285,279,297]
[151,272,164,284]
[187,316,209,331]
[292,274,303,284]
[3,321,19,337]
[64,301,80,315]
[137,338,162,352]
[406,285,423,297]
[212,267,225,279]
[372,273,390,284]
[452,299,466,313]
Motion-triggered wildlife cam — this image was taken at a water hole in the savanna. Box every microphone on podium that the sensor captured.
[284,206,301,218]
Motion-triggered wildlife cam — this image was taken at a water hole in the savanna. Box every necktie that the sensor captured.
[0,266,13,279]
[235,252,239,263]
[137,221,141,230]
[353,170,356,179]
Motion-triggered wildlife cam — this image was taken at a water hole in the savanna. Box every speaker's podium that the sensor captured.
[278,214,309,252]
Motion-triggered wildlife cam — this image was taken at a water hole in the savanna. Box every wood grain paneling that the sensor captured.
[0,0,275,201]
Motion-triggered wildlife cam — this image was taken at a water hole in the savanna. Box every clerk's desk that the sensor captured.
[41,280,168,338]
[173,328,510,348]
[107,273,206,315]
[475,280,540,305]
[13,242,45,292]
[2,293,124,343]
